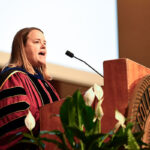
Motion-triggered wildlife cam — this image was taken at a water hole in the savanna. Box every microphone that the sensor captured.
[65,50,103,78]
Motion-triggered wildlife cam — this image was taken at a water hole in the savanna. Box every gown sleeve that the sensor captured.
[0,71,40,149]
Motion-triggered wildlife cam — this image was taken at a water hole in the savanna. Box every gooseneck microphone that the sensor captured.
[65,50,103,78]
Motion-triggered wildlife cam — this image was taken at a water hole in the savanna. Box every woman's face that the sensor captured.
[24,29,47,67]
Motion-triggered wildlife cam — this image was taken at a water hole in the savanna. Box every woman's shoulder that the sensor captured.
[0,67,28,89]
[0,67,27,78]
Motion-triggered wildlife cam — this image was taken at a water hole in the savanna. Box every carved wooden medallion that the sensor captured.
[128,75,150,144]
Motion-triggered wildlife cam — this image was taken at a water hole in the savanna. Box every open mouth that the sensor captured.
[38,52,45,56]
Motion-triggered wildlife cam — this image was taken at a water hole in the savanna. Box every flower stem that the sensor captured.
[80,140,84,150]
[30,130,34,137]
[99,120,101,133]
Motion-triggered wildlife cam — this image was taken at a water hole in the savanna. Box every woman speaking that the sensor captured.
[0,27,60,149]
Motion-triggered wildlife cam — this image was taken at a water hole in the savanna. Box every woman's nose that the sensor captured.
[41,42,46,49]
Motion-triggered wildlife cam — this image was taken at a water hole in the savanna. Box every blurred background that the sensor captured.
[1,0,150,97]
[0,0,118,75]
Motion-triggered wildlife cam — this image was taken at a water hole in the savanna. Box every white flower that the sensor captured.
[93,83,103,101]
[84,83,104,121]
[83,87,95,106]
[115,110,126,130]
[84,84,104,106]
[25,110,36,131]
[94,100,104,121]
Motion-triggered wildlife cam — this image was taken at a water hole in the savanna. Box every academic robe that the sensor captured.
[0,67,60,149]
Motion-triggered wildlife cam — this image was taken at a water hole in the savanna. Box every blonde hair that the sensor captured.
[8,27,51,80]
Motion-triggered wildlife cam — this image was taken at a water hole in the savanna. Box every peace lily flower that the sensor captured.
[93,83,103,101]
[84,83,104,121]
[25,110,36,131]
[84,83,103,106]
[94,100,104,121]
[83,87,95,106]
[115,110,126,131]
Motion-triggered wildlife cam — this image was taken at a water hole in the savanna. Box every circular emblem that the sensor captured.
[128,75,150,144]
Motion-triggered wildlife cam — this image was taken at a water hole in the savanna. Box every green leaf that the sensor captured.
[85,134,106,149]
[20,139,35,144]
[86,120,100,135]
[40,130,62,135]
[82,105,95,131]
[39,138,70,150]
[40,130,70,149]
[106,127,128,149]
[60,97,74,127]
[72,90,85,129]
[60,90,86,147]
[22,133,35,140]
[105,123,142,150]
[67,126,86,142]
[127,129,140,150]
[85,130,113,150]
[126,122,134,130]
[19,139,45,149]
[60,96,75,146]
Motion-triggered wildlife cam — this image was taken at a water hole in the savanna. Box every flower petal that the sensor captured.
[25,110,36,131]
[93,84,103,101]
[95,100,104,121]
[83,87,95,106]
[115,110,126,128]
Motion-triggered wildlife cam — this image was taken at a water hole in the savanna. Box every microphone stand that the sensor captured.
[65,50,103,78]
[74,56,103,78]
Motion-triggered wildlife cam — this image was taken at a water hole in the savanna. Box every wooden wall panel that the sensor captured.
[118,0,150,68]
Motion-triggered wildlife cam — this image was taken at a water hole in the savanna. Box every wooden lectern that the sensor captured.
[40,58,150,149]
[101,58,150,134]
